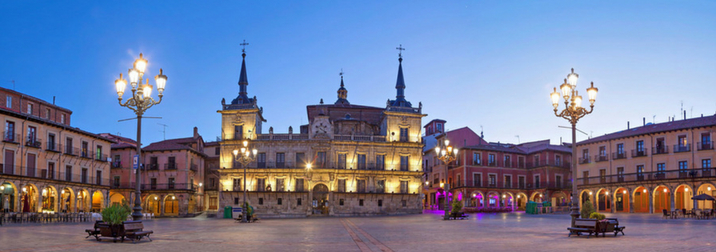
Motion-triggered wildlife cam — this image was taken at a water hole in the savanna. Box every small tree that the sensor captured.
[451,200,463,215]
[101,200,131,225]
[581,200,595,219]
[589,212,605,220]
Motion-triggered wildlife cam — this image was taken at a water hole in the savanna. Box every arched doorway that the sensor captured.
[516,193,528,211]
[597,189,611,212]
[502,193,514,210]
[532,192,545,203]
[21,184,39,212]
[41,186,57,213]
[579,190,592,209]
[109,193,126,206]
[77,190,89,212]
[164,195,179,216]
[469,191,484,208]
[91,191,104,212]
[696,183,715,210]
[633,187,649,213]
[486,192,500,208]
[60,188,74,213]
[1,182,17,212]
[614,188,629,212]
[312,184,329,215]
[552,191,567,207]
[145,194,161,215]
[674,184,693,211]
[654,186,671,213]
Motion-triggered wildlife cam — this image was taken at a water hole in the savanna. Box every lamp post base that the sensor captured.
[569,203,580,227]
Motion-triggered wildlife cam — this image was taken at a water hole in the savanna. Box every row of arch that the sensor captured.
[1,180,106,213]
[580,183,716,213]
[109,192,196,216]
[450,190,569,210]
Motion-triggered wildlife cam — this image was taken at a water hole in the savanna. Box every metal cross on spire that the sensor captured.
[339,68,344,78]
[396,44,405,58]
[240,40,249,53]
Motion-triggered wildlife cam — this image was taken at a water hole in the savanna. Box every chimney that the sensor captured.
[53,96,56,105]
[193,127,198,138]
[684,110,687,120]
[627,121,630,129]
[643,117,646,126]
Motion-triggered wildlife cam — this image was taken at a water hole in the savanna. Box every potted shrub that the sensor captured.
[451,200,463,217]
[100,201,131,238]
[580,201,595,219]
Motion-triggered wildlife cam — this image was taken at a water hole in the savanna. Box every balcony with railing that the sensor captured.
[139,183,194,191]
[652,146,669,155]
[673,144,691,153]
[0,164,110,185]
[25,137,42,148]
[165,163,177,170]
[2,132,19,144]
[579,157,590,164]
[62,145,79,156]
[698,141,713,151]
[577,167,716,186]
[526,160,571,169]
[594,154,608,162]
[146,163,159,170]
[190,163,198,171]
[631,149,647,158]
[80,150,92,159]
[95,154,108,162]
[111,161,122,169]
[611,152,626,160]
[252,133,386,142]
[456,179,571,190]
[45,142,60,152]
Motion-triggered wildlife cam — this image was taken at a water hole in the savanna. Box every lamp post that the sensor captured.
[550,68,598,227]
[232,139,257,223]
[435,138,458,220]
[114,53,167,221]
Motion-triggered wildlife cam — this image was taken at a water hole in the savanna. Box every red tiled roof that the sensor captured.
[143,141,193,152]
[112,142,136,149]
[578,115,716,145]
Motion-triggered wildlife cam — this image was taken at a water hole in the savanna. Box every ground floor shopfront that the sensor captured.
[1,176,109,213]
[578,181,716,214]
[109,189,203,217]
[423,187,570,211]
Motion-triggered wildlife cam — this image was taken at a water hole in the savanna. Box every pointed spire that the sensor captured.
[390,45,411,107]
[233,40,252,105]
[335,69,349,105]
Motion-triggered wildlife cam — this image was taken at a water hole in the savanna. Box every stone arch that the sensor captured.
[613,187,629,212]
[59,187,74,212]
[91,190,104,212]
[595,188,611,213]
[77,189,90,212]
[1,181,18,212]
[578,189,593,209]
[163,194,179,216]
[144,194,161,215]
[486,191,500,207]
[696,183,716,210]
[502,192,515,210]
[674,184,693,211]
[551,191,568,207]
[653,185,671,213]
[312,183,330,215]
[632,186,649,213]
[467,190,485,208]
[109,192,126,206]
[40,185,58,212]
[21,183,40,212]
[531,191,546,203]
[516,192,528,210]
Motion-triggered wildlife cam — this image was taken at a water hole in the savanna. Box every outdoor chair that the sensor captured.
[662,209,670,219]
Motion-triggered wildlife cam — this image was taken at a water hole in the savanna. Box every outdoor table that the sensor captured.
[672,210,679,219]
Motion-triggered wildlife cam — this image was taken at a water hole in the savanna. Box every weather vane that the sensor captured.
[396,44,405,58]
[339,68,343,78]
[240,40,249,53]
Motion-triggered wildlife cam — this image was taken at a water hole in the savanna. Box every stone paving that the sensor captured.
[1,211,715,252]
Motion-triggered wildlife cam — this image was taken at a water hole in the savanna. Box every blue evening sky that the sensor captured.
[1,1,715,146]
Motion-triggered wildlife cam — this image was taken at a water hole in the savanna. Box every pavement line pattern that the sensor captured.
[344,219,394,252]
[340,219,372,252]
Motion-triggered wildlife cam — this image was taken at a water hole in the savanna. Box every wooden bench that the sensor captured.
[449,212,469,220]
[605,218,625,236]
[567,219,598,238]
[85,220,104,240]
[122,221,153,243]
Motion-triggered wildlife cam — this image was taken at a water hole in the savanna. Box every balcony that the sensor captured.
[25,137,42,148]
[0,164,110,185]
[95,154,108,162]
[652,146,669,155]
[165,163,177,170]
[190,163,198,171]
[139,183,194,191]
[146,163,159,170]
[577,167,716,185]
[579,157,590,164]
[111,161,122,169]
[80,150,92,159]
[2,132,19,144]
[594,154,608,162]
[526,160,571,169]
[631,149,647,158]
[459,180,571,189]
[673,144,691,153]
[698,141,713,151]
[611,152,626,160]
[487,160,497,167]
[62,145,78,156]
[45,142,59,152]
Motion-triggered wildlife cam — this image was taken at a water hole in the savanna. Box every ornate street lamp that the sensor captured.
[232,139,257,223]
[550,68,598,227]
[115,53,167,221]
[435,138,458,220]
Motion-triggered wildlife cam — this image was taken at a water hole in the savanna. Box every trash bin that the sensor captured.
[224,206,232,219]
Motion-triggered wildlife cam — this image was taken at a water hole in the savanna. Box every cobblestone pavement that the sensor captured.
[1,211,715,252]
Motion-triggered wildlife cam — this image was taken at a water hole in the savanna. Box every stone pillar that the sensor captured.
[610,191,616,213]
[648,187,654,214]
[670,189,676,212]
